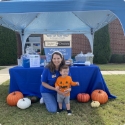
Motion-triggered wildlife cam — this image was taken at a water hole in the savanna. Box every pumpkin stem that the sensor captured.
[98,91,101,93]
[13,92,16,95]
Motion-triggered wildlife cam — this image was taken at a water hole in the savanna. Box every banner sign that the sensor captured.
[44,34,71,41]
[43,34,72,62]
[44,48,71,62]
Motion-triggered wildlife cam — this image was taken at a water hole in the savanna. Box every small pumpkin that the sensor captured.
[91,101,100,107]
[27,96,40,103]
[77,93,90,102]
[91,89,108,104]
[17,98,31,109]
[6,91,23,106]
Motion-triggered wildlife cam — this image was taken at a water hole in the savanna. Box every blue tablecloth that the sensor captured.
[9,65,116,99]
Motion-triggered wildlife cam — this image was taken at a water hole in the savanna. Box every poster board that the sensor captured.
[29,55,40,67]
[43,34,72,62]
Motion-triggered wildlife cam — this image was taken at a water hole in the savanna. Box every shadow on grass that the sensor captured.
[71,100,106,125]
[1,75,125,125]
[0,84,107,125]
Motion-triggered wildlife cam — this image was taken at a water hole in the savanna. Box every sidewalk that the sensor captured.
[101,71,125,75]
[0,66,15,85]
[0,66,125,85]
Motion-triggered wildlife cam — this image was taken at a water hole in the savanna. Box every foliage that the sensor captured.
[0,26,17,65]
[0,76,125,125]
[123,54,125,63]
[93,25,111,64]
[110,54,125,63]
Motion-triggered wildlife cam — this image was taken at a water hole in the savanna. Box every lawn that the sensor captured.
[96,63,125,71]
[0,75,125,125]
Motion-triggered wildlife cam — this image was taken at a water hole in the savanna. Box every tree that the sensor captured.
[0,26,17,65]
[93,25,111,64]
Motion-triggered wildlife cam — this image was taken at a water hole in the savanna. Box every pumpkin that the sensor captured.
[27,96,40,103]
[17,98,31,109]
[77,93,90,102]
[91,89,108,104]
[91,101,100,107]
[6,91,23,106]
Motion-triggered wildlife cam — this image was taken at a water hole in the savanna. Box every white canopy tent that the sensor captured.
[0,0,125,54]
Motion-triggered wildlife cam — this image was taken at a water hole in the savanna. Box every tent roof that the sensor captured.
[0,0,125,54]
[0,10,116,34]
[0,0,124,35]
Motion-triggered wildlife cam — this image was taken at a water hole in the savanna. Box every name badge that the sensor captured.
[52,74,56,78]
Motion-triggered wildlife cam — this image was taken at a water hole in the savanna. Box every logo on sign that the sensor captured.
[45,41,70,47]
[58,41,70,46]
[45,41,58,47]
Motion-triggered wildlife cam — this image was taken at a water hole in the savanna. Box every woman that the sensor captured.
[40,51,71,113]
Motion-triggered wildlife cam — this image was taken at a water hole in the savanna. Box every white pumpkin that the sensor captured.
[91,101,100,107]
[17,98,31,109]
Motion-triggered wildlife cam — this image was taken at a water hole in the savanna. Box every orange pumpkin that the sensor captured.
[6,91,24,106]
[77,93,90,102]
[91,89,108,104]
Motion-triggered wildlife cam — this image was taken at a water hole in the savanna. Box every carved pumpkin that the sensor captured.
[91,89,108,104]
[6,91,23,106]
[91,101,100,107]
[77,93,90,102]
[17,98,31,109]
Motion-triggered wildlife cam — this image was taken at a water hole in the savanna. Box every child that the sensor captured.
[55,65,79,115]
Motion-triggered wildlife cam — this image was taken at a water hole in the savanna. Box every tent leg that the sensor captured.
[20,33,30,55]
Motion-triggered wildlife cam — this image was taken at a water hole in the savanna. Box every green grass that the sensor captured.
[96,63,125,71]
[0,75,125,125]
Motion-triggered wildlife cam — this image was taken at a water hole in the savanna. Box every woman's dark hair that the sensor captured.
[46,51,65,73]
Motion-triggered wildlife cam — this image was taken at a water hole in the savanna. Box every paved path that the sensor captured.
[0,66,15,85]
[0,66,125,85]
[101,71,125,75]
